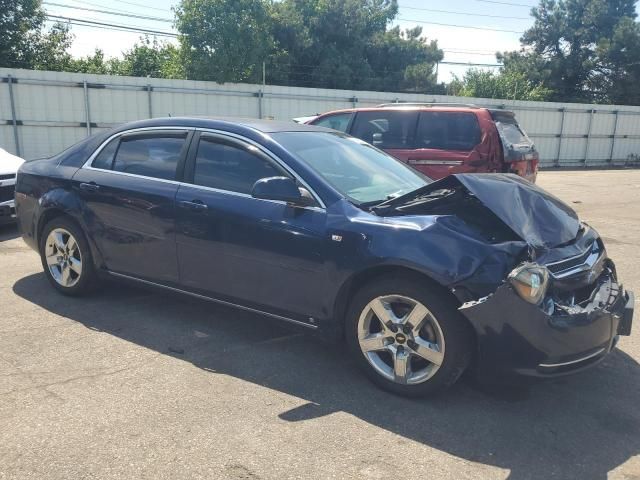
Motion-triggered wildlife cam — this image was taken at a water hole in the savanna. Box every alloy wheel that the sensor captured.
[357,294,445,385]
[44,228,83,288]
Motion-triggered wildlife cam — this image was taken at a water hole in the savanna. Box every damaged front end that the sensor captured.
[373,173,635,380]
[461,260,634,380]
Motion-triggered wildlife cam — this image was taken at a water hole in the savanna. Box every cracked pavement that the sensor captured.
[1,170,639,480]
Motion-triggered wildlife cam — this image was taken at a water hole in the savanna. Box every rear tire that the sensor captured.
[345,275,474,397]
[39,216,98,296]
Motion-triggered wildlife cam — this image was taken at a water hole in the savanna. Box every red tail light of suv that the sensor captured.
[306,104,539,182]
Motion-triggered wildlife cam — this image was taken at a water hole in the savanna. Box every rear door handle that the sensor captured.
[79,182,101,193]
[178,200,208,212]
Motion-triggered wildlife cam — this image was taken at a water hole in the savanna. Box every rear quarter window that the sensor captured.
[415,112,481,151]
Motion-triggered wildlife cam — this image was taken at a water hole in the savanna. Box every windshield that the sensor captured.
[273,132,430,204]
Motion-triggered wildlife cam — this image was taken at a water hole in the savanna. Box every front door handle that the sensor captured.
[178,200,208,212]
[79,182,101,193]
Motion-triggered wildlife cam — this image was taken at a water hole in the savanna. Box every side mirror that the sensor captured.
[251,176,315,207]
[372,132,383,146]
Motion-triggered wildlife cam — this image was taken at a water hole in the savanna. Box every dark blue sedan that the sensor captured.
[14,117,634,396]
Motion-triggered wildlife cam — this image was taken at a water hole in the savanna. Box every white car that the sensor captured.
[0,148,25,225]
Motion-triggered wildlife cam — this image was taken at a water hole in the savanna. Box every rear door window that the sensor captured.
[112,132,188,180]
[312,113,353,132]
[415,112,481,151]
[350,111,419,149]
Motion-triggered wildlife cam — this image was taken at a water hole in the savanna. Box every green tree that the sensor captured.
[367,26,443,92]
[116,37,185,79]
[0,0,73,70]
[500,0,640,103]
[66,49,117,75]
[175,0,274,82]
[449,68,551,101]
[269,0,441,92]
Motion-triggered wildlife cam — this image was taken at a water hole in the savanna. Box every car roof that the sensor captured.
[113,116,334,134]
[314,105,515,116]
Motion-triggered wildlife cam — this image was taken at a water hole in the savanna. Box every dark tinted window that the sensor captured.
[194,137,285,194]
[113,134,186,180]
[350,111,418,149]
[91,138,119,170]
[313,113,353,132]
[416,112,481,151]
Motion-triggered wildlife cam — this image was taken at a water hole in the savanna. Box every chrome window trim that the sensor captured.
[107,270,318,330]
[80,125,327,210]
[81,126,194,171]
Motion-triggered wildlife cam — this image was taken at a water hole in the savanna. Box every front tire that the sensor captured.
[345,275,473,397]
[40,216,97,296]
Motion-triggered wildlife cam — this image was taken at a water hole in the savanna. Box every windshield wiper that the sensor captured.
[371,187,454,213]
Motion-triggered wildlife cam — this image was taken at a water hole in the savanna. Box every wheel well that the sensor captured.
[333,266,478,347]
[37,208,68,246]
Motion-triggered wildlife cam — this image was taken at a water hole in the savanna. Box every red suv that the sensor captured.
[306,103,538,182]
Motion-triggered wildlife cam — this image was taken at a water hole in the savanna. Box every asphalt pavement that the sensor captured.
[1,170,639,480]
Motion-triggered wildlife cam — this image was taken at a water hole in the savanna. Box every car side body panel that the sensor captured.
[14,117,632,383]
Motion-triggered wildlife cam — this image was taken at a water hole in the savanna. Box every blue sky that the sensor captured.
[42,0,632,83]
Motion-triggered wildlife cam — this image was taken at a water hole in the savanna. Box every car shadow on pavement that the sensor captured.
[13,272,640,480]
[0,224,19,242]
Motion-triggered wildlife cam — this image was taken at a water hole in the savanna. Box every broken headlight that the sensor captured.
[508,263,550,305]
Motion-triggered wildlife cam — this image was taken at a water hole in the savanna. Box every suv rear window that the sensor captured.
[490,111,533,147]
[350,111,418,149]
[495,120,530,146]
[415,112,481,151]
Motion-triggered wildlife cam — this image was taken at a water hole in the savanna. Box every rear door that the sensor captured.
[72,128,192,283]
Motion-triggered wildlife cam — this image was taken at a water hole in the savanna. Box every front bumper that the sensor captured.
[0,200,16,225]
[460,271,634,381]
[0,177,17,225]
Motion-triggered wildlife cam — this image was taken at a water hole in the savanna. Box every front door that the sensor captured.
[72,129,192,283]
[175,132,328,321]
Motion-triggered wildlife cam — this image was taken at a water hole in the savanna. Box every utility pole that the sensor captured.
[262,61,266,87]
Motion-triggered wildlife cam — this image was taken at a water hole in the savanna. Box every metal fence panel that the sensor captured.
[1,67,640,167]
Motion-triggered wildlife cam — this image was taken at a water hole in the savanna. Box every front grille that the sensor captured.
[0,185,15,203]
[546,241,601,277]
[0,174,15,181]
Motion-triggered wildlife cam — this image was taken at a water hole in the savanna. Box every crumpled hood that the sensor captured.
[378,173,580,249]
